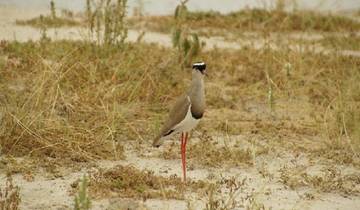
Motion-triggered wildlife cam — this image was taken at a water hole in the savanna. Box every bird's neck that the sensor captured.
[188,71,205,101]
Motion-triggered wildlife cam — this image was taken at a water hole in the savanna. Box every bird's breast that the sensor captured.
[173,104,200,133]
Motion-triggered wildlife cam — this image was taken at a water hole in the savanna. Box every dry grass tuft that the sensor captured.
[84,165,208,199]
[0,175,21,210]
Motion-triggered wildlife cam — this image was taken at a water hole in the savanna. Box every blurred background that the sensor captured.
[1,0,360,15]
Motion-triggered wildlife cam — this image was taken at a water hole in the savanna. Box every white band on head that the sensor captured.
[193,62,205,66]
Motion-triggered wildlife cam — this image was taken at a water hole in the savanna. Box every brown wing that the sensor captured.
[152,95,190,147]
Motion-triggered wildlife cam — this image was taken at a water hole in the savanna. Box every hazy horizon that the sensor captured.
[1,0,359,15]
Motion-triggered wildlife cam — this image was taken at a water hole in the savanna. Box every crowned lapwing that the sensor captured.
[153,62,206,182]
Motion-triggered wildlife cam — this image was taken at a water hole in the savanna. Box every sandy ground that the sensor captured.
[2,137,360,210]
[1,5,360,210]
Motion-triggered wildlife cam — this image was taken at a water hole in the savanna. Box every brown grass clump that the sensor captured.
[0,175,21,210]
[84,165,208,199]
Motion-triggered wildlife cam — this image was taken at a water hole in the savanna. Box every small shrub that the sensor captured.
[172,0,201,67]
[50,0,56,19]
[74,175,91,210]
[87,0,128,47]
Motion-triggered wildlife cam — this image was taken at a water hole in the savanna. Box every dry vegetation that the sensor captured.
[0,176,21,210]
[1,38,359,167]
[320,33,360,51]
[279,165,360,195]
[83,165,208,200]
[16,15,81,28]
[130,8,360,37]
[15,1,81,28]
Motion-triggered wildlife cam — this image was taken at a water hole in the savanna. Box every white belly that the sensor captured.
[172,104,200,133]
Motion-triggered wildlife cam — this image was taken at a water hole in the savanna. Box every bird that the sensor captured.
[152,61,206,182]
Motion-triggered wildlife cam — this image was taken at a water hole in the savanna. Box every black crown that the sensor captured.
[192,62,206,71]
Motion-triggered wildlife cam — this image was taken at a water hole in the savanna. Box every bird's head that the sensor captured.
[192,62,206,75]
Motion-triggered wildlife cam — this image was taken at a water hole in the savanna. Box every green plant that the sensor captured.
[39,15,50,43]
[104,0,128,47]
[172,0,201,67]
[133,0,144,17]
[85,0,93,32]
[265,72,275,113]
[284,62,292,78]
[74,175,91,210]
[50,0,56,19]
[275,0,286,12]
[86,0,128,48]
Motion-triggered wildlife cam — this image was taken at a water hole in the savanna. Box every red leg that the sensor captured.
[183,132,189,181]
[180,133,186,182]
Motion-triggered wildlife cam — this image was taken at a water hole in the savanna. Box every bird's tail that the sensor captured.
[152,135,163,147]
